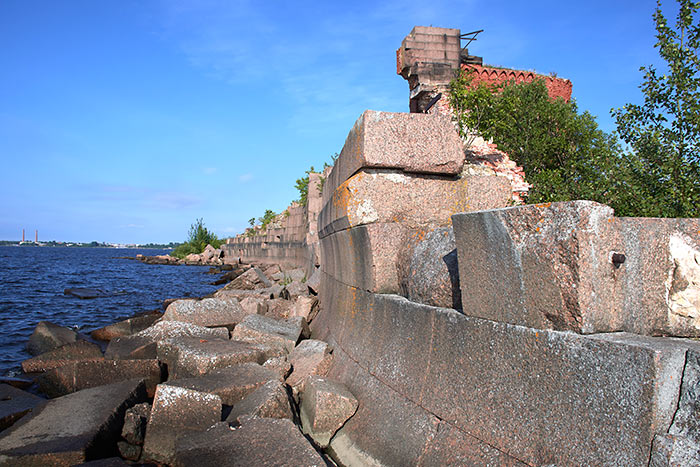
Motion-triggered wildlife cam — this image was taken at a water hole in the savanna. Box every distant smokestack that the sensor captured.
[22,229,25,242]
[35,230,38,243]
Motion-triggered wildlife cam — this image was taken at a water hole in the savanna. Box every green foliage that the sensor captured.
[171,218,221,259]
[248,217,256,227]
[448,70,631,211]
[258,209,277,231]
[611,0,700,217]
[294,166,314,207]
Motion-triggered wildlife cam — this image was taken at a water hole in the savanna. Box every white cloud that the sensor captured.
[238,173,253,183]
[203,167,218,175]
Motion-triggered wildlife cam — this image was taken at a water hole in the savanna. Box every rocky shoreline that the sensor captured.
[0,259,350,466]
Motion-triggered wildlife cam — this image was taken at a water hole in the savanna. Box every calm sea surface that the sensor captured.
[0,246,218,377]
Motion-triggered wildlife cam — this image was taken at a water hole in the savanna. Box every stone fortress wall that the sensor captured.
[225,27,700,465]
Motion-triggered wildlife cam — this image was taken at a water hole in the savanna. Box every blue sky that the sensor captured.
[1,0,664,243]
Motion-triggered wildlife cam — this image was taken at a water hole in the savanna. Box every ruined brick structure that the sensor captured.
[222,27,700,466]
[396,26,573,204]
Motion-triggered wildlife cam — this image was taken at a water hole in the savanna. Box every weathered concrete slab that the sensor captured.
[397,226,461,309]
[319,170,509,238]
[90,312,161,341]
[286,339,333,392]
[173,418,325,467]
[316,271,697,466]
[157,336,265,378]
[322,110,464,205]
[26,321,79,356]
[162,297,248,329]
[142,384,221,465]
[166,363,281,405]
[22,340,103,373]
[452,201,700,336]
[230,314,304,353]
[226,380,293,423]
[0,379,147,465]
[38,359,164,398]
[0,385,44,432]
[300,376,358,448]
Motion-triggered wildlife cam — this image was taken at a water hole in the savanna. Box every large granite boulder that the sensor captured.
[286,339,333,394]
[105,321,229,360]
[22,340,103,373]
[165,363,281,405]
[90,312,162,341]
[38,359,164,398]
[226,380,293,424]
[0,384,45,432]
[162,297,248,329]
[173,418,325,467]
[230,315,307,353]
[142,384,221,465]
[299,376,358,448]
[26,321,79,356]
[157,337,266,378]
[0,379,148,465]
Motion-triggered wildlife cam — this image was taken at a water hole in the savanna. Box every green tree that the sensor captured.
[171,218,221,259]
[448,70,630,210]
[611,0,700,217]
[258,209,277,231]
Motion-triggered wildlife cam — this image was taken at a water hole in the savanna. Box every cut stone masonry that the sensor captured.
[218,25,700,466]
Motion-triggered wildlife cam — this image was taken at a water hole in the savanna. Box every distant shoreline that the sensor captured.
[0,242,175,249]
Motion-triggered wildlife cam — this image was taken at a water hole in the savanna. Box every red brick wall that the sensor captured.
[462,64,572,102]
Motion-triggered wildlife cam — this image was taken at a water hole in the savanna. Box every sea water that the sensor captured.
[0,246,218,377]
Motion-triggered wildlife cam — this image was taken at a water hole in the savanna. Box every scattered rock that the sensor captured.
[157,337,266,378]
[121,402,150,445]
[223,267,272,290]
[90,312,162,341]
[263,356,292,379]
[264,298,293,320]
[105,336,158,360]
[289,295,319,322]
[38,359,164,398]
[230,314,306,353]
[286,339,333,393]
[239,296,269,315]
[26,321,79,356]
[281,280,309,300]
[226,380,293,424]
[173,418,325,467]
[299,376,359,448]
[306,267,321,295]
[162,297,247,329]
[210,269,243,286]
[166,363,281,405]
[282,268,306,283]
[0,379,148,465]
[22,339,103,373]
[0,384,45,432]
[63,288,107,299]
[117,440,142,462]
[142,384,222,465]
